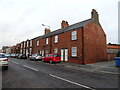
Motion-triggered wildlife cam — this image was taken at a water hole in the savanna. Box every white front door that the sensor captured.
[61,49,68,61]
[61,49,64,61]
[26,49,28,55]
[42,50,44,56]
[65,49,68,61]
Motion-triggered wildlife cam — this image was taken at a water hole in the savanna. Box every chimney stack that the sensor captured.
[91,9,99,21]
[44,28,51,34]
[61,20,69,29]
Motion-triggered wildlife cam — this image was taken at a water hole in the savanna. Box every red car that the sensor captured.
[42,54,61,63]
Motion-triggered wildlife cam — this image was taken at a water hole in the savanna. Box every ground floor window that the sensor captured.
[40,50,44,56]
[29,48,32,55]
[20,49,22,54]
[23,49,25,54]
[45,50,49,56]
[72,47,77,57]
[54,48,58,53]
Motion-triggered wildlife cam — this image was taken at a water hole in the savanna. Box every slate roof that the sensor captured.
[32,36,43,40]
[33,18,92,40]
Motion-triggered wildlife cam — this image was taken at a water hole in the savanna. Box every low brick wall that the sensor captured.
[107,53,116,61]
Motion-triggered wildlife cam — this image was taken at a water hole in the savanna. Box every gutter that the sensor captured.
[82,27,85,65]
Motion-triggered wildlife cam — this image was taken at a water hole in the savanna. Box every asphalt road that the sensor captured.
[2,58,119,89]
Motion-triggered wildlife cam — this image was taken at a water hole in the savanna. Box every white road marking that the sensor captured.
[49,74,95,90]
[23,65,38,71]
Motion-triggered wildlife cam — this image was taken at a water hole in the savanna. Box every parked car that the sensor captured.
[0,53,8,70]
[15,54,19,58]
[10,53,16,58]
[4,53,10,58]
[29,54,42,61]
[18,54,27,59]
[42,54,61,63]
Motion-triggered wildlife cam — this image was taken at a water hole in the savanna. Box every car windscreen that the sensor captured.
[54,54,59,57]
[37,54,42,56]
[0,54,6,58]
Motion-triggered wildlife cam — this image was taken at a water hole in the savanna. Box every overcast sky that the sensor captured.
[0,0,119,49]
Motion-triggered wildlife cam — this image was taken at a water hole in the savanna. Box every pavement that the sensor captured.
[56,60,120,75]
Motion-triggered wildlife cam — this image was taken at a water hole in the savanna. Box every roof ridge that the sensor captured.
[33,18,92,39]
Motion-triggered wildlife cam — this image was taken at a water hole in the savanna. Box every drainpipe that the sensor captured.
[82,27,85,65]
[49,36,52,54]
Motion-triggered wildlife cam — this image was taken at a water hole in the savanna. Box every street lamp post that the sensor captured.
[42,24,50,29]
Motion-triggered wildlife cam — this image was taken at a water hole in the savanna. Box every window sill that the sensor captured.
[71,56,77,58]
[71,39,77,41]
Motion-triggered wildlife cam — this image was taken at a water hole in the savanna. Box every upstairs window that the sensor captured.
[27,41,29,47]
[21,43,23,48]
[30,40,32,47]
[24,42,26,48]
[37,40,39,46]
[46,38,48,44]
[72,31,77,40]
[55,35,58,43]
[72,47,77,57]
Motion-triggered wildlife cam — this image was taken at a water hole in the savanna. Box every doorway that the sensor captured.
[61,49,68,61]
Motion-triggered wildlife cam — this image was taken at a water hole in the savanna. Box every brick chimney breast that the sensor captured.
[91,9,99,21]
[44,28,51,34]
[91,9,100,25]
[61,20,69,29]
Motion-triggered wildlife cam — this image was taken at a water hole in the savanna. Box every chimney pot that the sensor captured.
[91,9,99,21]
[44,28,51,34]
[61,20,69,29]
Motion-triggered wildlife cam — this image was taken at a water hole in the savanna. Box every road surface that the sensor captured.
[2,58,118,89]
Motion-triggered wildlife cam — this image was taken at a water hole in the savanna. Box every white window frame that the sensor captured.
[27,41,29,47]
[72,47,77,57]
[45,50,49,56]
[46,38,48,44]
[55,35,58,43]
[54,48,58,53]
[21,43,23,48]
[20,49,22,54]
[24,42,26,48]
[26,49,28,55]
[23,49,25,54]
[30,40,32,47]
[72,31,77,40]
[42,50,44,56]
[37,40,39,46]
[29,48,32,55]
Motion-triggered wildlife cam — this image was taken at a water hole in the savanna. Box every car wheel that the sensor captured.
[50,60,53,64]
[5,66,8,70]
[42,59,44,62]
[2,66,8,70]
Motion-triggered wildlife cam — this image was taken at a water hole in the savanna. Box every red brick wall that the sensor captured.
[32,40,37,54]
[51,28,83,64]
[32,37,52,56]
[31,22,108,64]
[83,22,108,64]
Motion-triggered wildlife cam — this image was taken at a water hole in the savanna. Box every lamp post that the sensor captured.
[42,24,50,29]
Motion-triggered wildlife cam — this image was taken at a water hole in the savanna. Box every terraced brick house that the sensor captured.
[30,9,108,64]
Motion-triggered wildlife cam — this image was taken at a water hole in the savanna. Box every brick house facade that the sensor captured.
[23,9,107,64]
